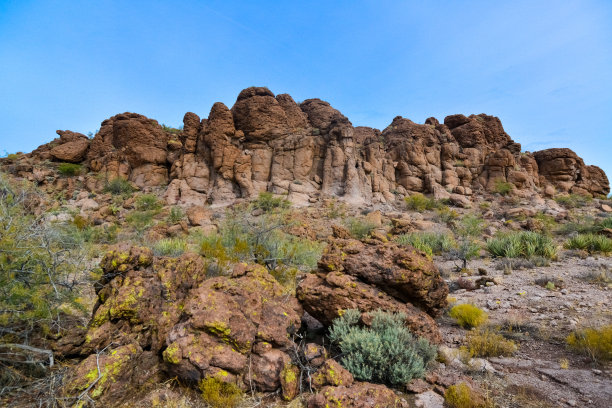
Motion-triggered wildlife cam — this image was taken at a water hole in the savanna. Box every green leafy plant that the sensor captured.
[152,238,187,257]
[395,232,455,258]
[404,193,439,212]
[103,178,135,196]
[493,180,513,196]
[134,193,162,211]
[449,304,488,329]
[565,233,612,254]
[328,309,437,385]
[566,325,612,362]
[486,231,557,259]
[168,206,185,224]
[554,194,592,208]
[251,191,290,212]
[450,214,485,269]
[345,217,377,239]
[199,377,243,408]
[57,163,82,176]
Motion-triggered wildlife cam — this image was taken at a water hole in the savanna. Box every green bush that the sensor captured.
[395,232,455,257]
[134,193,162,211]
[345,217,377,239]
[405,193,439,212]
[599,217,612,230]
[57,163,82,176]
[494,180,513,196]
[450,214,485,269]
[486,232,557,259]
[449,304,488,329]
[252,191,290,212]
[103,178,135,196]
[554,194,592,208]
[199,210,324,280]
[168,206,185,224]
[125,210,155,235]
[152,238,187,257]
[328,309,436,385]
[565,233,612,254]
[566,325,612,362]
[199,377,243,408]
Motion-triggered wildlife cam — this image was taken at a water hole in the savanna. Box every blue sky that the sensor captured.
[1,0,611,180]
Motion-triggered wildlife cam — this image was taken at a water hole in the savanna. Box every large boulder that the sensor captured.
[49,130,90,163]
[307,381,409,408]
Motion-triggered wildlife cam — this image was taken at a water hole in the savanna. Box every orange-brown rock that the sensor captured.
[307,381,409,408]
[6,86,608,201]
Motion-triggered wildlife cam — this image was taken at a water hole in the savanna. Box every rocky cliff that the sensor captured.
[7,86,609,204]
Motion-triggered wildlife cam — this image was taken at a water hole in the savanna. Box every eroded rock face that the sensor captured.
[63,246,302,405]
[307,381,410,408]
[296,231,447,343]
[9,86,608,200]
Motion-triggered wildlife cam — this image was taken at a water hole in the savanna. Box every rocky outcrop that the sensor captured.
[307,381,410,408]
[6,86,608,201]
[60,246,303,405]
[296,230,447,343]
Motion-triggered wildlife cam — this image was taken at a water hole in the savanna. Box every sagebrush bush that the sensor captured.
[493,180,513,196]
[486,231,557,259]
[57,162,82,176]
[152,238,187,257]
[328,309,436,385]
[251,191,290,212]
[444,382,488,408]
[405,193,439,212]
[103,177,135,196]
[566,325,612,362]
[395,232,455,257]
[466,328,517,357]
[565,233,612,254]
[345,217,377,239]
[199,377,243,408]
[449,304,488,329]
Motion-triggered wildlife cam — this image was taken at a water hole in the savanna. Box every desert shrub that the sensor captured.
[449,304,488,329]
[599,216,612,230]
[0,174,86,340]
[152,238,187,257]
[168,206,185,224]
[405,193,439,212]
[565,233,612,254]
[534,276,565,290]
[554,194,592,208]
[199,377,243,408]
[135,193,162,211]
[251,191,290,212]
[580,267,612,287]
[199,210,324,279]
[449,214,484,269]
[486,231,557,260]
[530,212,558,234]
[328,309,436,385]
[161,124,182,134]
[345,217,377,239]
[5,153,21,160]
[494,180,513,196]
[103,177,135,196]
[326,199,347,219]
[57,162,82,176]
[444,382,488,408]
[395,232,455,257]
[435,206,460,224]
[466,328,517,357]
[566,325,612,362]
[125,210,155,234]
[71,214,90,230]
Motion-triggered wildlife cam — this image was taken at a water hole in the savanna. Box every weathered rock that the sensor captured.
[312,359,354,389]
[50,130,90,162]
[307,382,409,408]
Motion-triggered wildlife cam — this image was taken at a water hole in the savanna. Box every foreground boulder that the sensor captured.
[297,231,448,343]
[307,381,410,408]
[60,246,302,405]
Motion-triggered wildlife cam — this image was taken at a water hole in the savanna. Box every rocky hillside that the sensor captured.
[3,86,608,207]
[1,87,611,408]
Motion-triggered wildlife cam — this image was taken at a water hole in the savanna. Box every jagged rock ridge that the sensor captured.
[12,86,610,204]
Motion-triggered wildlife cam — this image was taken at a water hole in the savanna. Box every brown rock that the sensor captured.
[308,382,409,408]
[50,130,90,162]
[312,359,354,389]
[185,205,211,226]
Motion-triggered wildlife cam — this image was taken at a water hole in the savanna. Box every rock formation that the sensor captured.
[6,86,608,206]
